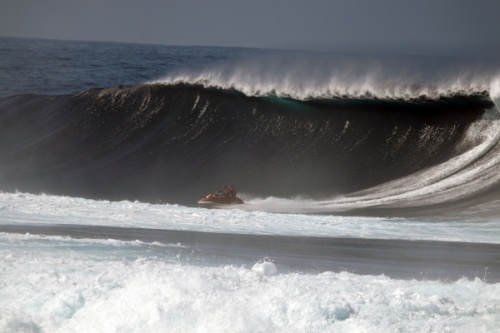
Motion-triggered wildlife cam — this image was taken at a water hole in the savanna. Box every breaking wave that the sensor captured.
[0,79,498,215]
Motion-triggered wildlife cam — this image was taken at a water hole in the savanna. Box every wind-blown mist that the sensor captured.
[154,53,500,101]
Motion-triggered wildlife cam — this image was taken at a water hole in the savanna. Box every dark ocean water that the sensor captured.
[1,37,500,332]
[0,37,255,97]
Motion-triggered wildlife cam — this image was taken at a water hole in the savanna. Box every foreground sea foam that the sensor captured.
[1,232,499,333]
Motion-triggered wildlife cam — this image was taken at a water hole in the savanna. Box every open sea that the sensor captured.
[1,36,500,332]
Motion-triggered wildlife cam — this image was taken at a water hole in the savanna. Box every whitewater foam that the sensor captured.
[1,192,500,243]
[1,234,499,333]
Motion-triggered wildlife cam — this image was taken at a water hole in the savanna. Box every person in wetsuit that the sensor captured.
[228,184,237,198]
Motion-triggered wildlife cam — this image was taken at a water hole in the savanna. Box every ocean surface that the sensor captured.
[1,36,500,332]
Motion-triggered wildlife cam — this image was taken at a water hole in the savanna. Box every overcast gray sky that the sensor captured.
[1,0,499,56]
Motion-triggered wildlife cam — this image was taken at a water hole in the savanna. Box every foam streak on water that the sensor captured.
[311,116,500,211]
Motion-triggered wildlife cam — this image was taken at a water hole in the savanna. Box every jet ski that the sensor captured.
[198,193,244,207]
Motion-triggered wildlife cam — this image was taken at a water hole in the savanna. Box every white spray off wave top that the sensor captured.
[152,53,500,101]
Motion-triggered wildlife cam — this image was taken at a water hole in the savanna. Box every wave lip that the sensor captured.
[153,76,497,103]
[149,81,495,113]
[152,51,500,105]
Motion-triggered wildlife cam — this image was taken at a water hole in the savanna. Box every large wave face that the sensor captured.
[0,81,495,214]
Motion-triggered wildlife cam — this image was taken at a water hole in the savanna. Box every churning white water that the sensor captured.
[1,192,500,332]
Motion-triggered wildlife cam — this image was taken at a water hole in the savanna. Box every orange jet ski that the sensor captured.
[198,193,244,207]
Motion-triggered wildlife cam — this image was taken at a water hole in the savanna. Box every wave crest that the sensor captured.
[152,53,500,102]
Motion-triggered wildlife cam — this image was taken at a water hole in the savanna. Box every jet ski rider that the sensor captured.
[216,184,237,198]
[228,184,237,198]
